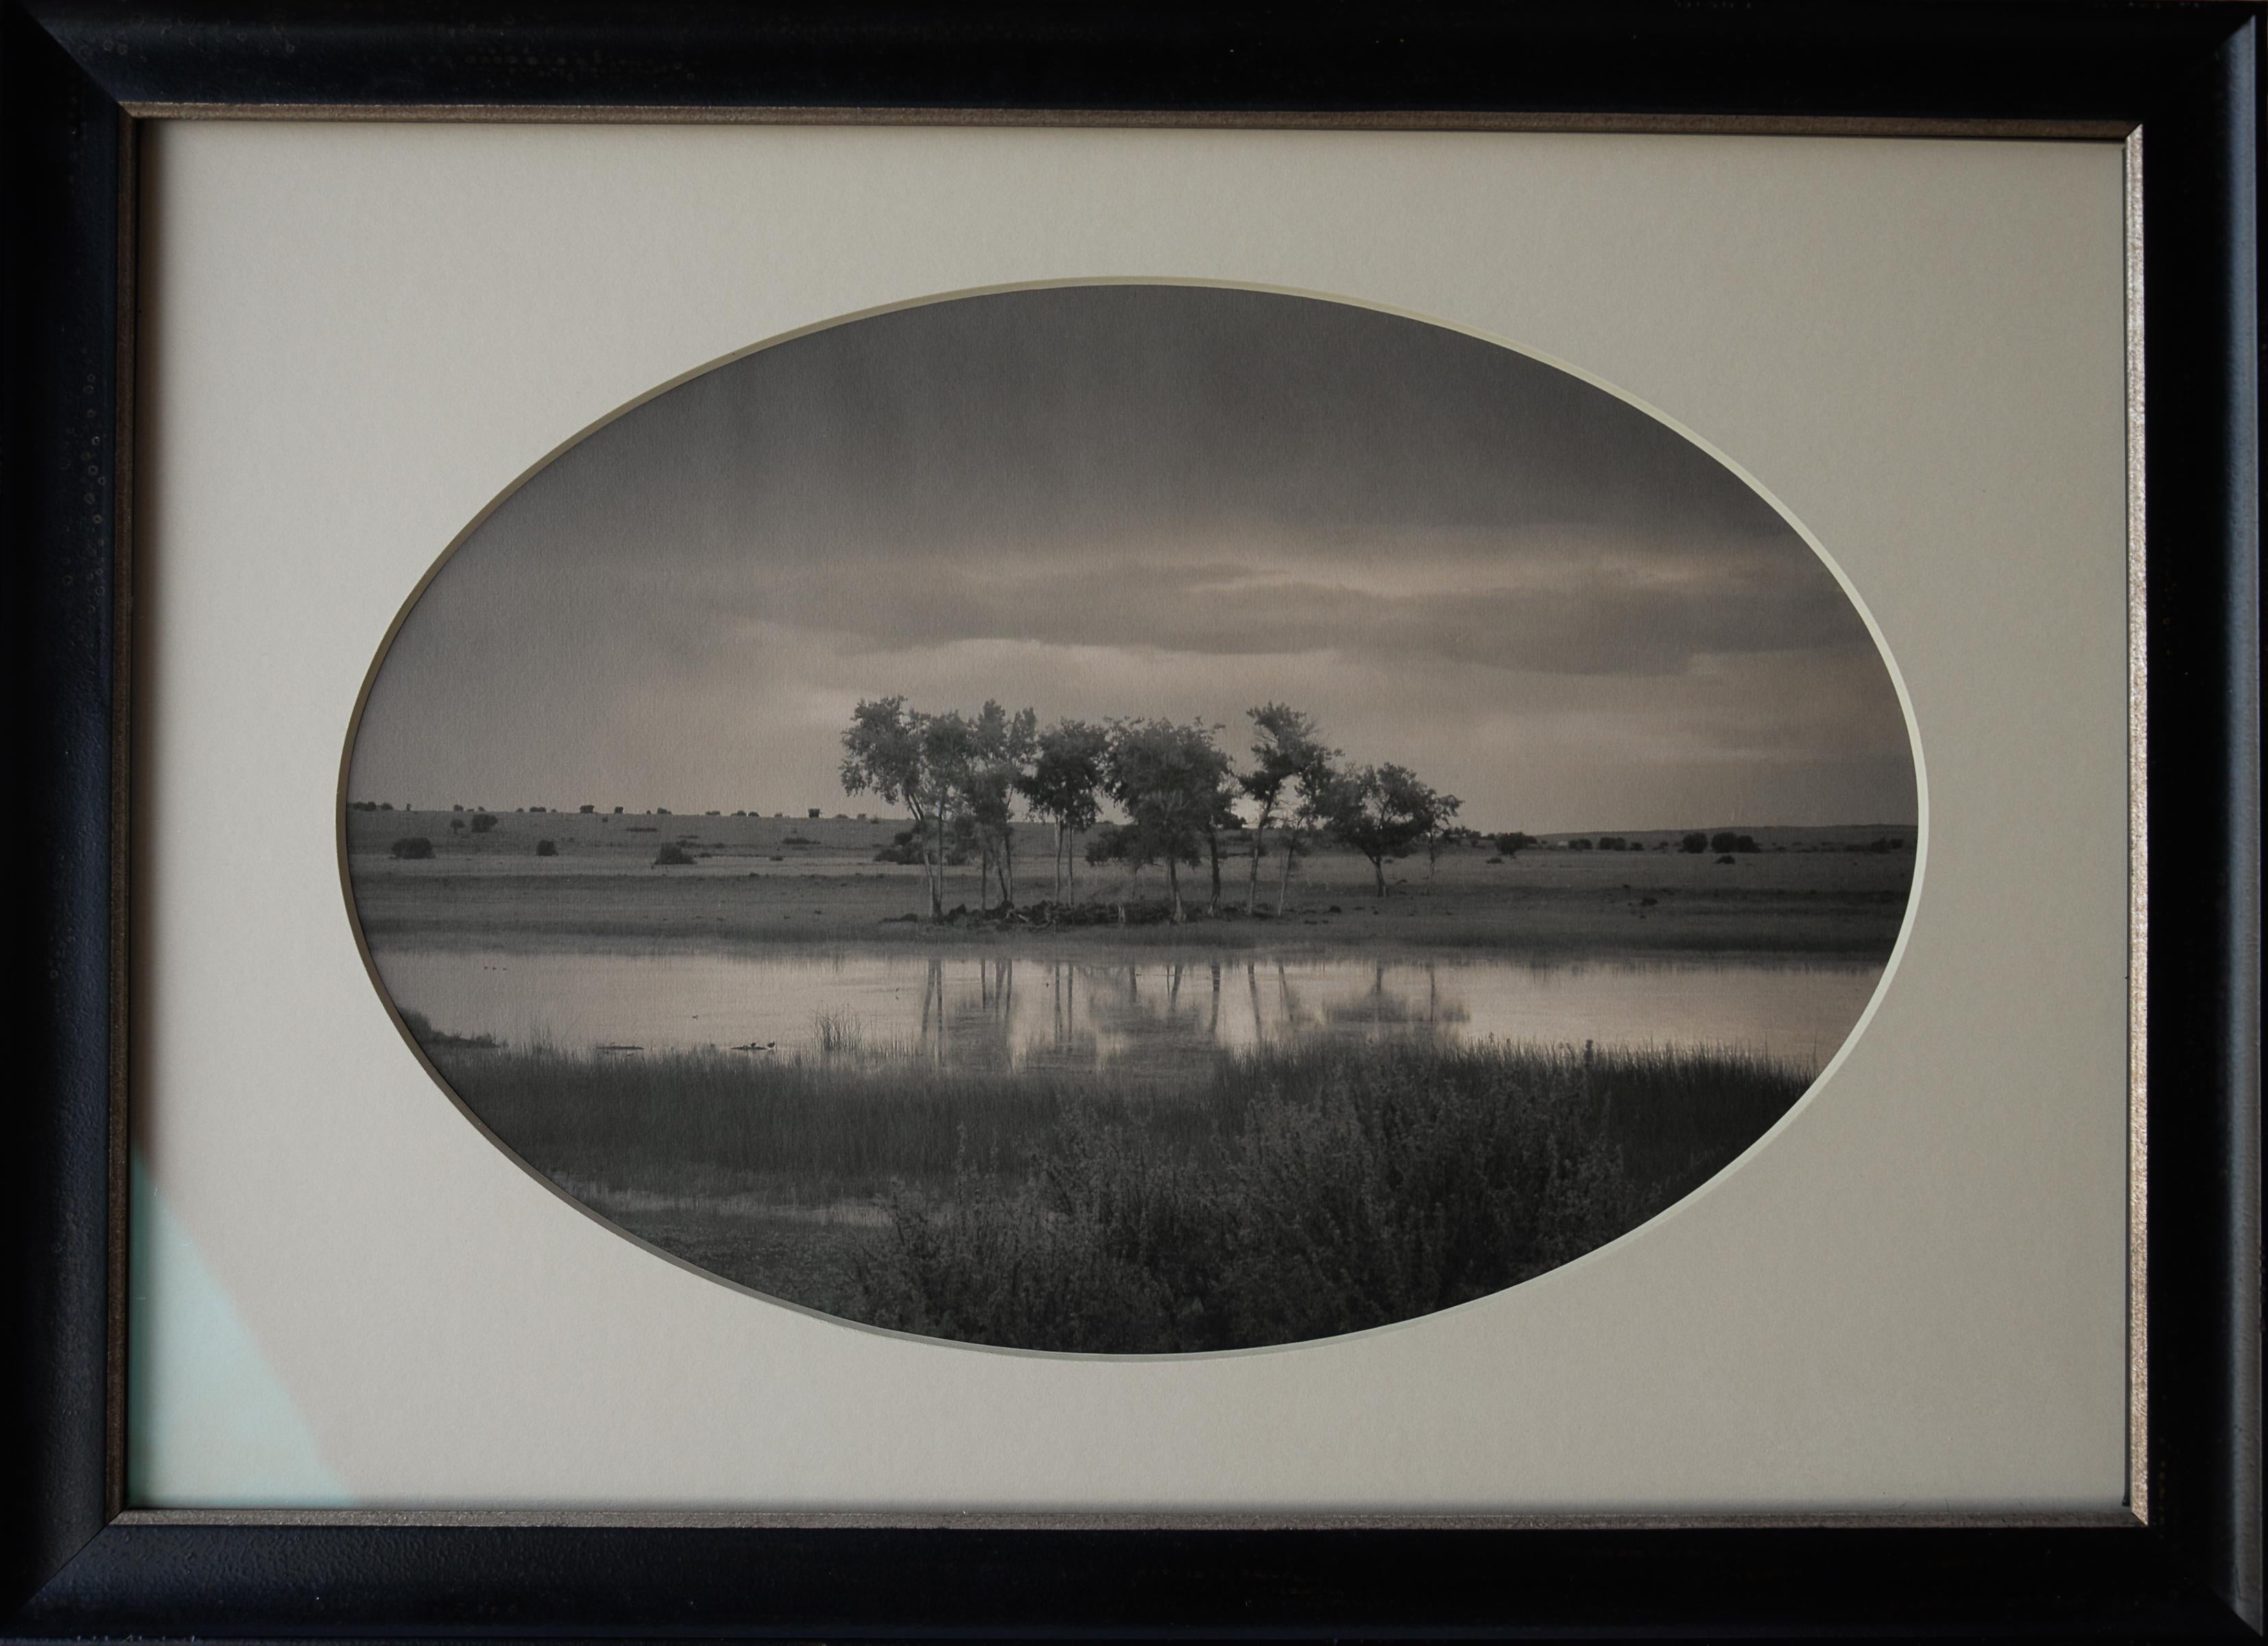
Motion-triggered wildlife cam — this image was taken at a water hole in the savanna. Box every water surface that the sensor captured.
[375,945,1881,1077]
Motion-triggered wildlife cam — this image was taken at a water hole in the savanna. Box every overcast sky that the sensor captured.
[350,284,1915,832]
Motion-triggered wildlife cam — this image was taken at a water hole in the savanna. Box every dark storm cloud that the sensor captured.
[351,284,1915,829]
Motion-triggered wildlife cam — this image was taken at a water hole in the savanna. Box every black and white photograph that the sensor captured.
[343,283,1920,1354]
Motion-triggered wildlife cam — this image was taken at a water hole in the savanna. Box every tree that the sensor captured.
[1239,704,1332,915]
[1017,719,1110,904]
[841,697,977,920]
[964,701,1038,910]
[1317,763,1445,896]
[1101,719,1233,923]
[1416,787,1464,887]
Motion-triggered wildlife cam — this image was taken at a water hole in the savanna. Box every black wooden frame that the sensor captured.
[4,3,2258,1638]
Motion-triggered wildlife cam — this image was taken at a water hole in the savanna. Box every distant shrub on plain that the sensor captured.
[469,813,498,835]
[652,844,695,866]
[1680,833,1708,853]
[535,839,557,857]
[449,818,465,832]
[390,837,434,860]
[579,804,595,813]
[1567,837,1594,851]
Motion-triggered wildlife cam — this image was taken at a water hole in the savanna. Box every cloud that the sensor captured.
[350,284,1914,831]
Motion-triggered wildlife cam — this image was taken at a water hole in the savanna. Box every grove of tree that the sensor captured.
[839,697,1472,922]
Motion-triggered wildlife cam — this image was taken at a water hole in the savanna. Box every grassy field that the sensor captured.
[348,807,1915,959]
[432,1034,1811,1350]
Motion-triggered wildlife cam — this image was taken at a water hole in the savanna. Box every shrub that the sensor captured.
[780,833,819,847]
[653,844,695,866]
[449,818,465,831]
[1567,837,1594,851]
[1715,853,1737,865]
[808,808,822,820]
[1680,833,1708,854]
[469,813,498,835]
[1598,836,1627,851]
[390,836,434,860]
[535,839,557,857]
[579,804,595,813]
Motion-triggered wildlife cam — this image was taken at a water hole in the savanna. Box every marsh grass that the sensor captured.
[428,1036,1809,1350]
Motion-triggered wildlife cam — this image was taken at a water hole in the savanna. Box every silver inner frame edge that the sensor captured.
[2124,123,2149,1527]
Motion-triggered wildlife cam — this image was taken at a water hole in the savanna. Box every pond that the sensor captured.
[372,945,1885,1079]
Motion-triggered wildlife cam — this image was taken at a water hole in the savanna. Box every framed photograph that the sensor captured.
[7,3,2258,1638]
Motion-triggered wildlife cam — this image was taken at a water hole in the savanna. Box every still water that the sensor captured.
[374,946,1883,1077]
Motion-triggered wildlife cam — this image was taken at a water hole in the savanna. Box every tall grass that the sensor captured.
[429,1036,1809,1350]
[853,1040,1804,1351]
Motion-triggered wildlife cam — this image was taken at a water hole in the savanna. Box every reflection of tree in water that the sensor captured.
[902,954,1474,1077]
[1317,961,1472,1037]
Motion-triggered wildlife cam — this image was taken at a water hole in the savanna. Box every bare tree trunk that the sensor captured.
[918,802,944,921]
[1000,826,1015,909]
[1206,828,1222,913]
[1166,856,1183,923]
[1052,820,1064,903]
[1276,828,1297,915]
[1246,820,1264,913]
[1371,855,1387,896]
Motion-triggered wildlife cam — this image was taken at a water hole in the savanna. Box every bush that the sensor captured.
[469,813,498,835]
[579,804,595,814]
[1566,837,1594,851]
[653,844,695,866]
[1680,833,1707,853]
[535,839,557,857]
[449,818,465,831]
[808,808,822,820]
[1597,836,1627,852]
[1715,854,1737,865]
[390,837,434,860]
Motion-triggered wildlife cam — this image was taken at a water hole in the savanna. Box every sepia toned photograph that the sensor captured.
[342,283,1920,1355]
